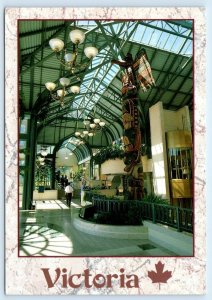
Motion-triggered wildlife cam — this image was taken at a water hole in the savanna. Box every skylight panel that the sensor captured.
[163,33,178,51]
[112,23,122,33]
[130,24,145,43]
[149,20,163,29]
[163,21,178,32]
[118,23,128,39]
[102,25,113,35]
[98,69,105,76]
[142,27,155,44]
[79,86,87,93]
[91,59,100,67]
[181,40,192,56]
[129,20,192,56]
[148,29,162,47]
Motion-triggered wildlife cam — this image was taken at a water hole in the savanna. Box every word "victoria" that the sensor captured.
[41,268,140,289]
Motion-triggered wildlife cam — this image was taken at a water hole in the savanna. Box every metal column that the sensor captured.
[22,116,37,210]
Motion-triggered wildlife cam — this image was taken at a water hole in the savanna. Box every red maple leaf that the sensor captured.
[148,261,172,289]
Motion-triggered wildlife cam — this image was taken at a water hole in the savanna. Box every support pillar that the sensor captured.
[22,115,37,210]
[89,157,94,179]
[51,151,56,189]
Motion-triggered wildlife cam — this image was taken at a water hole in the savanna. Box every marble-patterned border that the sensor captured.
[5,7,206,295]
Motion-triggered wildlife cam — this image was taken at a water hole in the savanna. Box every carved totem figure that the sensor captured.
[112,49,155,200]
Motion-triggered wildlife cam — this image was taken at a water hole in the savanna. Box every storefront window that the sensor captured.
[168,148,192,180]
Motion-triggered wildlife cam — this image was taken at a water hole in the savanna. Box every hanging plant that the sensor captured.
[93,144,125,165]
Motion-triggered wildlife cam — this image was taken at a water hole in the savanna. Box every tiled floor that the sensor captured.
[19,199,176,257]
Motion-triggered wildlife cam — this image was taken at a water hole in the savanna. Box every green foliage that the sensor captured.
[93,202,143,225]
[126,202,142,225]
[142,193,168,205]
[35,162,51,188]
[73,169,83,181]
[93,144,124,165]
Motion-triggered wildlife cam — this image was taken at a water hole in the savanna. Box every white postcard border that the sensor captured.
[5,7,206,295]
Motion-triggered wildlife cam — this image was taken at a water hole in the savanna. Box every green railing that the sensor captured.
[140,201,193,233]
[89,194,193,233]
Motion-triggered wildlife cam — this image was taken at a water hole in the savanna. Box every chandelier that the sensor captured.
[45,28,98,107]
[37,155,45,166]
[36,152,46,166]
[70,138,84,146]
[45,77,80,107]
[36,123,50,167]
[38,126,49,160]
[64,138,84,151]
[75,117,105,138]
[35,148,48,167]
[40,148,48,156]
[48,29,98,74]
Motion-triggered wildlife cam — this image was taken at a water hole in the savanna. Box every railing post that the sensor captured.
[176,207,181,232]
[152,203,156,223]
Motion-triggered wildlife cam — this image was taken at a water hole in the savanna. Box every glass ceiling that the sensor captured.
[67,20,193,121]
[129,21,192,56]
[61,137,91,162]
[62,137,85,151]
[76,20,192,56]
[69,47,120,119]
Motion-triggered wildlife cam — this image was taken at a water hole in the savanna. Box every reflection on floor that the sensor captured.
[19,199,177,257]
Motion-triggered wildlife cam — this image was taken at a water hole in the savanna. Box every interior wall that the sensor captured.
[164,106,191,132]
[149,102,170,199]
[142,156,153,173]
[149,102,192,200]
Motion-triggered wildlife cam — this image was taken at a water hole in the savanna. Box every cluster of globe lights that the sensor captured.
[38,155,46,166]
[45,77,81,106]
[45,29,98,105]
[36,147,49,165]
[75,119,106,138]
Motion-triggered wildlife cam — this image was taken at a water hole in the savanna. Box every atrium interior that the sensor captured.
[19,20,193,257]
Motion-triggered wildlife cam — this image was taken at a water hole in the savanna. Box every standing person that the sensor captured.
[64,175,68,187]
[65,183,73,207]
[60,175,65,188]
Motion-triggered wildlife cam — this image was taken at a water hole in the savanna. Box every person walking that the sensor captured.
[65,183,73,207]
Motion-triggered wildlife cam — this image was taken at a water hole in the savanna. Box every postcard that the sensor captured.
[5,7,206,295]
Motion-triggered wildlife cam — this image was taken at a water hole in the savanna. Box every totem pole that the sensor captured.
[112,49,155,200]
